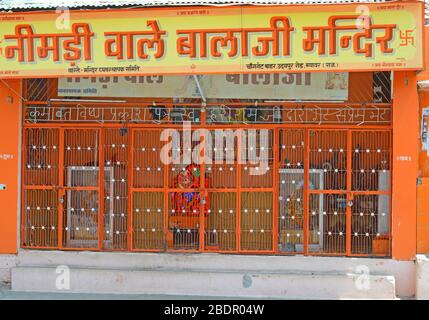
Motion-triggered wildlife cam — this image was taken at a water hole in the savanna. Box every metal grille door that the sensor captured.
[62,129,100,249]
[204,130,238,252]
[102,128,130,250]
[22,128,59,248]
[22,125,391,257]
[132,130,166,251]
[350,131,391,256]
[278,129,305,253]
[239,130,274,252]
[308,130,348,255]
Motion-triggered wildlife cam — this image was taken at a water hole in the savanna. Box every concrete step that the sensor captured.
[416,254,429,300]
[10,250,405,299]
[11,265,396,299]
[0,254,16,283]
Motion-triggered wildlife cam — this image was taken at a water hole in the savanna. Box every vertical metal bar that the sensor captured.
[200,104,207,251]
[163,129,169,251]
[346,130,352,256]
[201,103,207,126]
[199,129,205,251]
[128,127,134,251]
[98,128,104,250]
[58,128,65,249]
[20,128,27,248]
[273,128,279,253]
[303,128,309,255]
[236,130,242,252]
[193,76,206,103]
[388,129,393,256]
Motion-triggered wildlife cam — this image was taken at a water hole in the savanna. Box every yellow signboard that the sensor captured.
[0,2,424,78]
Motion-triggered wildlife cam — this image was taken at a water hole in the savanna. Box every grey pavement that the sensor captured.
[0,283,249,300]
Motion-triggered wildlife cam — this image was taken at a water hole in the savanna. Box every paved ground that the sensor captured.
[0,283,247,300]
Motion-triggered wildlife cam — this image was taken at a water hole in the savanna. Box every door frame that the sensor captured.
[21,124,392,256]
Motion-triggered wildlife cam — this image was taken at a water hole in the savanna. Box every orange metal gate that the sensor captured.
[20,73,393,256]
[21,125,391,256]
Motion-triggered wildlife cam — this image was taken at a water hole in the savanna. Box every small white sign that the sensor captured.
[422,107,429,156]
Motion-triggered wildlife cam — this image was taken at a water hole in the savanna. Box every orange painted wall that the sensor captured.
[416,25,429,254]
[418,92,429,177]
[392,71,419,260]
[417,178,429,253]
[417,91,429,254]
[0,80,21,254]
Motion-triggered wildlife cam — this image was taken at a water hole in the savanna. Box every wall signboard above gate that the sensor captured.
[0,2,423,78]
[57,73,349,100]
